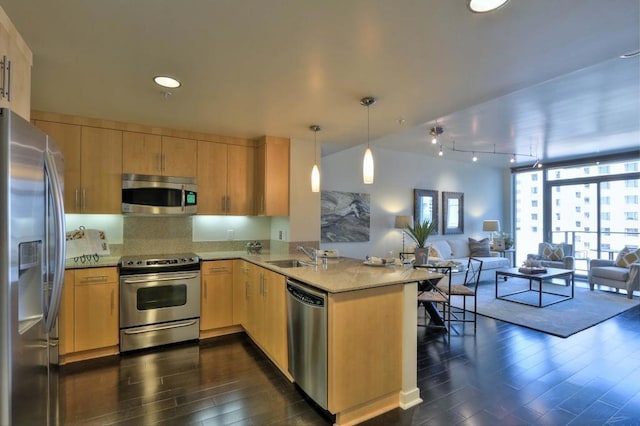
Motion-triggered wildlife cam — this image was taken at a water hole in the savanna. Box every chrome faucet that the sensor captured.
[297,246,317,264]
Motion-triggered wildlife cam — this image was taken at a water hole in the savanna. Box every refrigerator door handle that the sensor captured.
[44,150,66,333]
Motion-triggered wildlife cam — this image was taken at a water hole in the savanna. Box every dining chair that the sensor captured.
[435,257,484,332]
[415,265,452,332]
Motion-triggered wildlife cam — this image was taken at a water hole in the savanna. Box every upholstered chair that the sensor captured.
[527,243,575,285]
[588,247,640,299]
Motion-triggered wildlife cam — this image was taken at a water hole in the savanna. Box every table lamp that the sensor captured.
[482,220,500,244]
[394,215,413,254]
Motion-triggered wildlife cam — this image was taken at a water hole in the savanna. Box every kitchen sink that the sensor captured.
[266,259,313,268]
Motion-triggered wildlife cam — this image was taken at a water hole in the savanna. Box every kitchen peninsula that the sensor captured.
[200,252,440,425]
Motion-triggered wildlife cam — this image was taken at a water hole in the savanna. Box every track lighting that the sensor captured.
[438,133,536,163]
[430,125,443,144]
[361,96,377,184]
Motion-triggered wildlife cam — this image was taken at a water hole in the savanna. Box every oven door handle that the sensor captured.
[122,273,200,284]
[122,320,198,335]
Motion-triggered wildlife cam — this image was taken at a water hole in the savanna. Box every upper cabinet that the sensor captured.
[33,121,122,213]
[197,141,255,215]
[80,127,123,213]
[255,136,290,216]
[33,120,82,212]
[123,132,196,178]
[0,7,32,120]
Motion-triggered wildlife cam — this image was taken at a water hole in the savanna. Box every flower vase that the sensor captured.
[414,247,428,265]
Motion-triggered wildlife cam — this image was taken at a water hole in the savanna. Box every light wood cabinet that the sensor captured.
[245,262,264,341]
[122,133,196,177]
[59,270,76,356]
[244,265,287,370]
[122,132,162,175]
[33,122,122,213]
[0,7,32,120]
[327,285,403,415]
[197,141,255,215]
[200,260,234,331]
[33,121,81,213]
[261,268,288,369]
[59,267,119,356]
[80,127,123,213]
[255,136,290,216]
[232,259,249,325]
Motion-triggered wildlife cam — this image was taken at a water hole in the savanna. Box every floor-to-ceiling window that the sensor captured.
[513,155,640,277]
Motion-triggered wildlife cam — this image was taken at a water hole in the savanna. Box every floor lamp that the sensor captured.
[395,215,413,256]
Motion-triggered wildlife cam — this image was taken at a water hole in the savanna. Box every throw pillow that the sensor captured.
[468,238,491,257]
[541,243,564,261]
[615,246,640,268]
[428,245,441,259]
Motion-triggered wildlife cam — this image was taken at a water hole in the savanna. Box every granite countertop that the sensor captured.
[65,251,441,293]
[198,251,441,293]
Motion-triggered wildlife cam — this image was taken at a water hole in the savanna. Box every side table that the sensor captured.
[494,248,516,267]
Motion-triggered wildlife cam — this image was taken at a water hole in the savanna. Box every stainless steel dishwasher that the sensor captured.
[286,278,328,410]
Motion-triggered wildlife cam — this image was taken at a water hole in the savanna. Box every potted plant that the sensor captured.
[499,232,514,249]
[405,219,437,265]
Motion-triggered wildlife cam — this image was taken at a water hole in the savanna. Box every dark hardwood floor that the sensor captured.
[58,286,640,426]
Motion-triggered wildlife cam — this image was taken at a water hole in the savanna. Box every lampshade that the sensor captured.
[311,164,320,192]
[482,220,500,232]
[310,125,321,192]
[363,147,374,184]
[394,215,413,229]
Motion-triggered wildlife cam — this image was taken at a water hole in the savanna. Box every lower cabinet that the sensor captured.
[200,260,234,331]
[60,267,119,360]
[244,265,288,371]
[232,259,250,325]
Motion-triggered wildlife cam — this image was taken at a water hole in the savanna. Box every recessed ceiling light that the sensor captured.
[153,76,181,88]
[467,0,510,13]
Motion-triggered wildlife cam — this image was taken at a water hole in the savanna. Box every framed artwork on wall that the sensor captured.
[413,189,438,234]
[442,191,464,235]
[320,190,371,242]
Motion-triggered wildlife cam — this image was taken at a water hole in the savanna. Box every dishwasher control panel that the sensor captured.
[287,283,325,306]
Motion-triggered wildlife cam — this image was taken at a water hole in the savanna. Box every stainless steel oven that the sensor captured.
[119,253,201,352]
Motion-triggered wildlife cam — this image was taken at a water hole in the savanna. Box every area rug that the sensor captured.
[450,279,639,338]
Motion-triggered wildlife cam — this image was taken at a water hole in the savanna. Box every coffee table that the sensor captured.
[495,267,575,308]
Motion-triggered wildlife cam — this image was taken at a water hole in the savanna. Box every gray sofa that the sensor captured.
[428,238,510,284]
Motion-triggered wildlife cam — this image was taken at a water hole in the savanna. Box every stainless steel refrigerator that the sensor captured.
[0,108,66,425]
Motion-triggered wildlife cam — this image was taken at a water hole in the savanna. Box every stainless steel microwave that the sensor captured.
[122,174,197,215]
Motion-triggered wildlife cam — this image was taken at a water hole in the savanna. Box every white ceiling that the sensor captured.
[2,0,639,167]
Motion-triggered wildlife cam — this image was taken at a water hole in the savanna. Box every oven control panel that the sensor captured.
[119,253,201,273]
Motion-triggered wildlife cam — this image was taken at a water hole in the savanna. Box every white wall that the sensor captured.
[320,144,507,259]
[288,137,321,243]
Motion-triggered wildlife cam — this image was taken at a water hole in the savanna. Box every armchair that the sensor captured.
[588,260,639,300]
[527,243,575,285]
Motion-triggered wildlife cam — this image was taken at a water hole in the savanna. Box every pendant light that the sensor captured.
[310,125,321,193]
[361,96,376,184]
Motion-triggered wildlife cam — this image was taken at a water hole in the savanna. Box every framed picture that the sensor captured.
[320,190,371,242]
[442,191,464,235]
[413,189,438,234]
